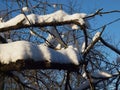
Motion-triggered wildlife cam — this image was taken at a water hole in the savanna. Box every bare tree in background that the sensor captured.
[0,0,120,90]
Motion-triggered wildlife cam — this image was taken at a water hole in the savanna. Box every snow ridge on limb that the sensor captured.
[0,10,89,32]
[0,41,81,65]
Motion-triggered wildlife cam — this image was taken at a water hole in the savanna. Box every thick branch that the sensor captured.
[0,59,83,72]
[0,10,87,32]
[85,9,120,19]
[0,20,80,32]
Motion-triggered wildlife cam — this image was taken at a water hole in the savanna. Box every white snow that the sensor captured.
[92,32,101,41]
[53,4,57,8]
[92,71,112,78]
[45,27,66,49]
[0,14,25,29]
[0,41,41,64]
[22,7,29,12]
[24,10,67,24]
[0,18,3,23]
[30,30,36,36]
[0,10,89,30]
[81,42,85,53]
[38,44,81,65]
[71,24,79,30]
[82,72,87,79]
[0,41,81,65]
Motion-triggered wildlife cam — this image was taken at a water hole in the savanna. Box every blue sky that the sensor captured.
[0,0,120,60]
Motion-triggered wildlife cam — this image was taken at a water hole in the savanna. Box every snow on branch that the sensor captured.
[91,71,112,79]
[0,10,88,32]
[0,41,82,72]
[83,31,101,55]
[83,26,106,55]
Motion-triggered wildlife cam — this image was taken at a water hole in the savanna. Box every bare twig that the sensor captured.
[85,9,120,19]
[83,62,95,90]
[85,8,103,19]
[91,18,120,32]
[65,71,72,90]
[100,37,120,55]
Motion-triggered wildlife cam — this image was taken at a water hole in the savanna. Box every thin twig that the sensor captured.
[100,37,120,55]
[83,26,106,56]
[85,9,120,19]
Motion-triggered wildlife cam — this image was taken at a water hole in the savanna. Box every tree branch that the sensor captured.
[0,59,83,72]
[0,10,87,32]
[85,9,120,19]
[100,37,120,55]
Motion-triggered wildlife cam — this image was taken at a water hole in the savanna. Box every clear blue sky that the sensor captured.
[0,0,120,60]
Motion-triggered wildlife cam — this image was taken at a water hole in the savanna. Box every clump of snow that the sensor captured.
[38,44,81,65]
[93,71,112,78]
[0,10,89,31]
[81,42,85,53]
[0,18,3,23]
[71,13,87,25]
[53,4,57,8]
[22,7,30,12]
[92,32,101,41]
[0,41,42,64]
[82,72,87,79]
[71,24,79,30]
[0,41,81,65]
[24,10,67,24]
[30,30,36,36]
[45,27,66,49]
[64,13,87,29]
[25,14,37,24]
[0,14,25,29]
[45,33,59,48]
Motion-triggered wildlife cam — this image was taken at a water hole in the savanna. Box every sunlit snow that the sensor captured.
[0,41,81,65]
[0,10,89,30]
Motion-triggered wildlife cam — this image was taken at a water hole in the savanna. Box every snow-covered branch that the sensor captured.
[83,32,101,55]
[0,10,88,32]
[83,26,105,55]
[0,41,82,72]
